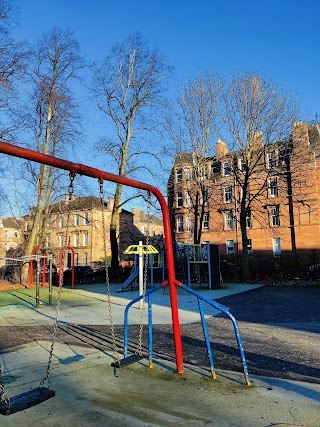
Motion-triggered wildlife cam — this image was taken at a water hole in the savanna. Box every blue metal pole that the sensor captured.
[181,284,251,385]
[197,298,216,379]
[148,293,153,368]
[123,284,163,358]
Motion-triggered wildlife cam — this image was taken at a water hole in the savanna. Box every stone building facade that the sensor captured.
[21,196,163,267]
[168,121,320,255]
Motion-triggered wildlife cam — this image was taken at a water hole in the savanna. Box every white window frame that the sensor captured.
[177,216,184,233]
[186,216,192,232]
[84,212,89,225]
[75,214,80,226]
[185,192,191,207]
[246,213,252,229]
[224,212,234,230]
[177,191,183,207]
[59,217,64,228]
[226,240,235,255]
[203,212,209,230]
[176,168,182,183]
[223,160,231,176]
[83,252,88,265]
[74,233,79,247]
[239,157,246,172]
[272,237,281,255]
[270,206,280,227]
[58,235,63,247]
[184,167,191,181]
[224,186,232,203]
[269,178,278,197]
[83,232,88,246]
[267,152,277,169]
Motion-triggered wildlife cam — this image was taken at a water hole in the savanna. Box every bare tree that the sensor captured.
[217,73,298,278]
[22,28,85,268]
[166,73,220,243]
[92,33,173,272]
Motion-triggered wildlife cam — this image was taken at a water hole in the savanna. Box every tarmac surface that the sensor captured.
[0,282,319,426]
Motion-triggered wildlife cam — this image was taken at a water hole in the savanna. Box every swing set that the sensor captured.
[0,141,251,416]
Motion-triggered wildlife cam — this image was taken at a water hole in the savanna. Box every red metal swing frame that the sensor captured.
[0,141,184,374]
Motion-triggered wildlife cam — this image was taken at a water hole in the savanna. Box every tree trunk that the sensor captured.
[110,183,123,275]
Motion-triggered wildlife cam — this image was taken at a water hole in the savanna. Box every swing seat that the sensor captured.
[0,387,55,416]
[111,354,144,368]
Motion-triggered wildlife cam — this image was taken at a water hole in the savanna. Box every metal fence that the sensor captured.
[220,252,320,281]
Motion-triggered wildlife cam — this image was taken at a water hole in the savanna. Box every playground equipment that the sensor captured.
[0,141,251,415]
[121,280,250,383]
[176,242,221,289]
[0,254,53,308]
[0,169,74,415]
[117,243,164,294]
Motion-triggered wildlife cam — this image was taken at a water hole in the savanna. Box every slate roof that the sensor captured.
[50,196,109,213]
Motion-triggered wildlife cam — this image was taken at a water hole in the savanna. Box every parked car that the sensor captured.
[40,264,58,274]
[63,265,94,284]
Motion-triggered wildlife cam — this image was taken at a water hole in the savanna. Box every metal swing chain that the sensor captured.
[39,172,75,389]
[137,192,151,356]
[99,179,119,361]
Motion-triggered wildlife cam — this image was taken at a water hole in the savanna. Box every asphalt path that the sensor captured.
[1,286,319,384]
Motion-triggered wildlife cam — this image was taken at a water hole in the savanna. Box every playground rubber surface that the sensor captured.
[0,283,319,426]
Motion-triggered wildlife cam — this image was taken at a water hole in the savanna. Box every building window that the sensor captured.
[177,192,183,207]
[267,152,277,169]
[83,253,88,265]
[58,235,63,247]
[239,157,246,172]
[83,232,88,246]
[15,231,18,238]
[186,216,192,232]
[59,217,64,228]
[75,252,79,266]
[226,240,235,255]
[269,178,278,197]
[25,221,29,232]
[5,230,9,238]
[203,212,209,230]
[242,184,250,201]
[185,192,191,207]
[200,165,208,180]
[4,243,8,251]
[203,187,209,206]
[75,214,80,226]
[74,233,79,246]
[247,239,252,254]
[176,168,182,183]
[246,213,252,229]
[177,216,184,233]
[84,212,89,225]
[224,186,232,203]
[223,160,231,176]
[272,237,281,255]
[224,212,234,230]
[184,168,191,181]
[270,206,280,226]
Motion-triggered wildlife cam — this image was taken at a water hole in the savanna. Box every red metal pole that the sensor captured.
[0,141,184,373]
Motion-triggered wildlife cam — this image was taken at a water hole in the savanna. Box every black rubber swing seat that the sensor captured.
[0,387,55,416]
[111,354,144,368]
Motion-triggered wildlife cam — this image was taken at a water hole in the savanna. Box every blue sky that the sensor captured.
[17,0,320,120]
[4,0,319,215]
[15,0,319,120]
